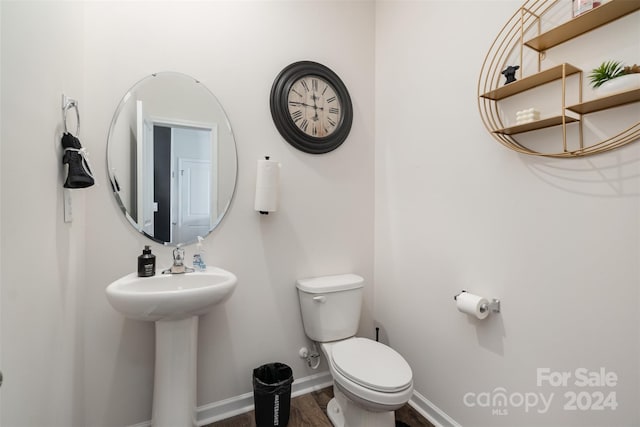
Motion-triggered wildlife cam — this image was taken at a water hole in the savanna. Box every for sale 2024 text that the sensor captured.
[537,368,618,411]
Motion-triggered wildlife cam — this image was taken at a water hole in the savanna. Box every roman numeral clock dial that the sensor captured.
[270,61,353,154]
[287,77,340,138]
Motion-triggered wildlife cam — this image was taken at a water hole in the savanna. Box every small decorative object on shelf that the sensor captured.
[516,108,540,125]
[589,60,626,88]
[502,65,520,84]
[623,64,640,75]
[589,60,640,95]
[573,0,601,18]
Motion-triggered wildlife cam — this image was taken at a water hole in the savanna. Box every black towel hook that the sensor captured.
[62,94,80,137]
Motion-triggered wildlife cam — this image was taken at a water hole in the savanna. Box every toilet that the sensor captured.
[296,274,413,427]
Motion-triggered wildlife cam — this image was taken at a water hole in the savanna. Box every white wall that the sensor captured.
[0,0,3,420]
[81,1,375,426]
[375,2,639,426]
[0,2,86,426]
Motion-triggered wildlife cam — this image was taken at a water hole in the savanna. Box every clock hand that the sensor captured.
[289,101,313,108]
[310,93,321,121]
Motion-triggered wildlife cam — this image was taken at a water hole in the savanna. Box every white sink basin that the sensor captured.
[106,266,237,321]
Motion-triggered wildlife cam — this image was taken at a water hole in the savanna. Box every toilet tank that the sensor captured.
[296,274,364,342]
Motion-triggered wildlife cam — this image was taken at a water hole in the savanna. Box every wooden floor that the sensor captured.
[206,386,434,427]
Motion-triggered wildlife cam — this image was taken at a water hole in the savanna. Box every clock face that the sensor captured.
[270,61,352,154]
[287,76,342,138]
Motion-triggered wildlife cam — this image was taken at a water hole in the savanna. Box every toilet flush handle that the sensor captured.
[312,295,327,303]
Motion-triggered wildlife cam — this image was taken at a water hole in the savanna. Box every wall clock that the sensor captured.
[270,61,353,154]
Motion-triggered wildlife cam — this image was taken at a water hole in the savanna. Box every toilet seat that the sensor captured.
[321,338,414,410]
[331,338,413,393]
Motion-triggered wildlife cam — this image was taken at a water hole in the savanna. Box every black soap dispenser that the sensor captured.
[138,245,156,277]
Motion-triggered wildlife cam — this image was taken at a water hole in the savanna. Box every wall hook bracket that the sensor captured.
[485,299,501,314]
[62,94,80,137]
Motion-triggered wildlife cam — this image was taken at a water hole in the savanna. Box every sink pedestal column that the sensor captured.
[153,316,199,427]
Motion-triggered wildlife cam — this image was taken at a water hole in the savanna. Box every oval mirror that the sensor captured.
[107,72,237,246]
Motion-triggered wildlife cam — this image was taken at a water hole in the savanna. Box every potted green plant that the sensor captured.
[589,61,640,95]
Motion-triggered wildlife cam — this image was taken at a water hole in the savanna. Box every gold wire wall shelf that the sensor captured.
[567,88,640,114]
[477,0,640,157]
[524,0,640,51]
[494,116,580,136]
[480,63,582,100]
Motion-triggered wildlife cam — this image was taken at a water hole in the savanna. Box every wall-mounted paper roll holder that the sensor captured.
[454,290,501,315]
[255,155,280,215]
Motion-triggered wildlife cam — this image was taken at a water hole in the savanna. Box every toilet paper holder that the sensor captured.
[454,290,501,315]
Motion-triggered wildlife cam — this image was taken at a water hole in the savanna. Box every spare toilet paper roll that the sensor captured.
[456,292,490,320]
[254,158,280,213]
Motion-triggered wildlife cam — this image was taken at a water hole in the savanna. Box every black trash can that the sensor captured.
[252,362,294,427]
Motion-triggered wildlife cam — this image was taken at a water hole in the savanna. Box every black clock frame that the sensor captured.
[270,61,353,154]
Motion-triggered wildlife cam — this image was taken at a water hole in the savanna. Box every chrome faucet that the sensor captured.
[162,246,195,274]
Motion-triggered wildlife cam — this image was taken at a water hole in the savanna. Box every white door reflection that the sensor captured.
[138,110,216,245]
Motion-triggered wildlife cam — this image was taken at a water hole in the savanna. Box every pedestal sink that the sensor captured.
[106,267,237,427]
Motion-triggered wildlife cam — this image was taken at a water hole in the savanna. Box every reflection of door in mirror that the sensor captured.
[137,101,155,237]
[173,126,215,245]
[136,109,216,245]
[177,157,211,244]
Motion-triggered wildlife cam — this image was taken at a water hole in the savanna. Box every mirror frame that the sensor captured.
[106,72,238,246]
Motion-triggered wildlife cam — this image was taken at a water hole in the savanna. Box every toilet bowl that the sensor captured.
[296,274,414,427]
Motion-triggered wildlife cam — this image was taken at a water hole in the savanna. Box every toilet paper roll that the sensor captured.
[456,292,490,320]
[254,158,280,213]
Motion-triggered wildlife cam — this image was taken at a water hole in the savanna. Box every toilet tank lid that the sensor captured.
[296,274,364,293]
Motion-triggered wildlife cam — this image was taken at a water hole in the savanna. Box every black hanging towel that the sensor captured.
[62,132,94,189]
[61,95,94,189]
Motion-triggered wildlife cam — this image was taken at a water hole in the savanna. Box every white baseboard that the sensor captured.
[196,371,333,426]
[408,389,461,427]
[128,372,460,427]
